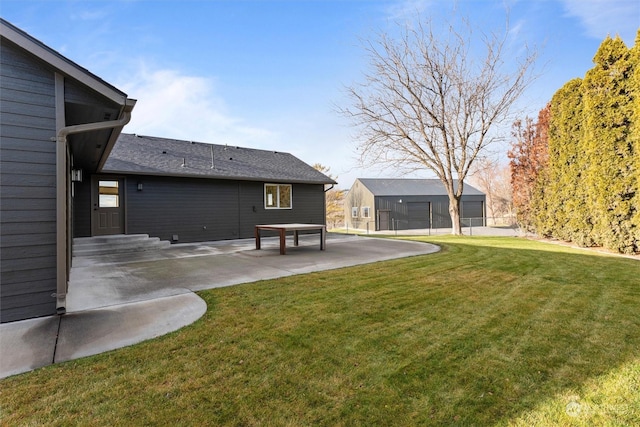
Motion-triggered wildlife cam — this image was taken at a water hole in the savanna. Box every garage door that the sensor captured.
[462,201,484,225]
[407,202,430,229]
[432,201,452,229]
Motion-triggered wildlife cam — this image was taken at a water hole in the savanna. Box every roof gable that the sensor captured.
[0,18,127,104]
[103,134,336,184]
[357,178,484,196]
[1,18,135,172]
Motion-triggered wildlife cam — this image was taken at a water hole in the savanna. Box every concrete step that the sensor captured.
[73,234,171,257]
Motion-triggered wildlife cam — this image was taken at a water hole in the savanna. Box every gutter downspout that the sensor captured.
[54,99,136,314]
[322,183,335,228]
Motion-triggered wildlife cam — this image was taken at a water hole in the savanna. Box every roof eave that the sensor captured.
[98,169,335,185]
[96,99,138,171]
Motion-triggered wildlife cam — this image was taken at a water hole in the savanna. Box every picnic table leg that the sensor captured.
[294,230,299,246]
[320,226,326,250]
[279,229,286,255]
[255,227,261,250]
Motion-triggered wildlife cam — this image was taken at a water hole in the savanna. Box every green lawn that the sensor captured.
[2,236,639,426]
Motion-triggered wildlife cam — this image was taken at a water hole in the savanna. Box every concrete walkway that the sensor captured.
[1,234,439,379]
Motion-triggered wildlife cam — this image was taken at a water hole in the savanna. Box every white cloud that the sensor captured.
[560,0,639,44]
[117,64,276,146]
[385,0,434,21]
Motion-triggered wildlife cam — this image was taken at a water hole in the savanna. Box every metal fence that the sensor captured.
[341,217,522,237]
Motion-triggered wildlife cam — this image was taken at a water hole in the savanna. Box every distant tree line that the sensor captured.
[511,31,639,254]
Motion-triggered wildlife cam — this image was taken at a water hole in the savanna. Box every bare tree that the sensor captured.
[470,158,514,225]
[341,16,538,234]
[313,164,345,229]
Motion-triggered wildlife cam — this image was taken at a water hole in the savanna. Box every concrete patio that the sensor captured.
[1,234,439,378]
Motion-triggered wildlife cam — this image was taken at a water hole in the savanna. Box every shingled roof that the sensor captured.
[102,134,335,184]
[357,178,484,196]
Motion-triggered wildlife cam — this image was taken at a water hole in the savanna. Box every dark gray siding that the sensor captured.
[238,182,325,238]
[0,40,58,322]
[431,198,452,229]
[461,199,485,226]
[72,179,92,237]
[376,195,450,230]
[407,202,430,229]
[74,175,327,243]
[125,176,241,242]
[375,194,486,230]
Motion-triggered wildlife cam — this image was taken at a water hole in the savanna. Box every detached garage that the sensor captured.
[345,178,486,231]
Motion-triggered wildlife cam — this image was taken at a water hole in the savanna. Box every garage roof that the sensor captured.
[357,178,484,196]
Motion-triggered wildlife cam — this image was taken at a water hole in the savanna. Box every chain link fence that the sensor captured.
[340,217,525,237]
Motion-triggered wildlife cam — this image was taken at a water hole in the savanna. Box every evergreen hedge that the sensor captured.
[533,32,639,254]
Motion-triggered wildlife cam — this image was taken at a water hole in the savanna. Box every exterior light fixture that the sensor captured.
[71,169,83,182]
[137,182,143,191]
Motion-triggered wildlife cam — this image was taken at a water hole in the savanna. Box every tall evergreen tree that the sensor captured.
[583,36,637,253]
[631,30,640,245]
[540,79,590,244]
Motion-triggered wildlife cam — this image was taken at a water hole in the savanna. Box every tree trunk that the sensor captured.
[449,196,462,235]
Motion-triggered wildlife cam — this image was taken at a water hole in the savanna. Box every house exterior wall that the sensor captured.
[73,174,327,243]
[237,181,326,238]
[0,40,58,322]
[72,178,92,237]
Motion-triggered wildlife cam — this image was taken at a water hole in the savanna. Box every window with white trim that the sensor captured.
[361,206,371,218]
[351,207,359,218]
[265,184,292,209]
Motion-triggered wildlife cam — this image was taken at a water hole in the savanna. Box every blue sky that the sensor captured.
[2,0,638,188]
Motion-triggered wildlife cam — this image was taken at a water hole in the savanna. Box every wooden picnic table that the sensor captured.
[255,223,326,255]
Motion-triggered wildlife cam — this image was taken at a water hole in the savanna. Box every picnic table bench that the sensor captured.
[255,223,326,255]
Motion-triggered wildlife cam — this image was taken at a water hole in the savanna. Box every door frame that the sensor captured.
[91,175,126,236]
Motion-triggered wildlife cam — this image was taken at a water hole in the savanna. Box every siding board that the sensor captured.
[0,173,56,187]
[1,253,57,271]
[0,198,56,211]
[0,110,56,130]
[0,137,56,152]
[0,244,57,260]
[1,37,58,322]
[0,81,55,101]
[0,210,56,222]
[0,302,57,323]
[1,221,55,235]
[0,267,57,285]
[0,161,56,175]
[1,186,55,198]
[0,96,56,118]
[1,233,56,247]
[0,149,56,164]
[2,278,58,297]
